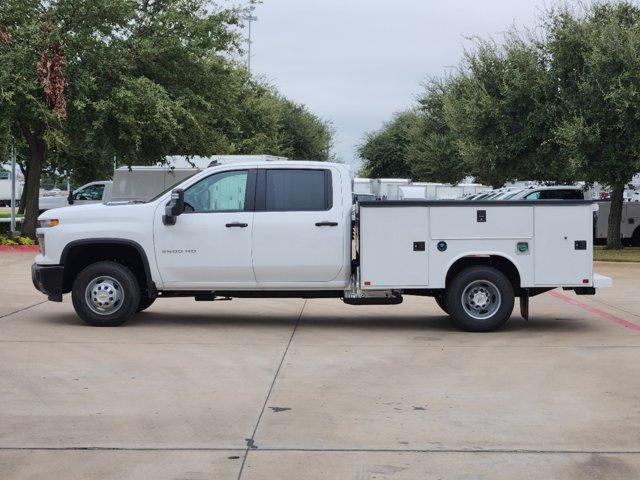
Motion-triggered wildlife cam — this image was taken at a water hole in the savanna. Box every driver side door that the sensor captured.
[154,169,257,288]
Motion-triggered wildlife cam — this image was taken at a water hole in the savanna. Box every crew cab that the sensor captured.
[32,161,612,332]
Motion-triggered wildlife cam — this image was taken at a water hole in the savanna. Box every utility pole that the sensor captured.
[10,143,16,235]
[243,8,258,74]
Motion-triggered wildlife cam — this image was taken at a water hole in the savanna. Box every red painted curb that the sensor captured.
[0,245,39,253]
[549,290,640,333]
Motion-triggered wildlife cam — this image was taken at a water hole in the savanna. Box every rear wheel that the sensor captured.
[446,266,514,332]
[72,261,140,327]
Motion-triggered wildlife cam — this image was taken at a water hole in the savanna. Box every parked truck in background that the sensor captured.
[32,161,611,332]
[38,181,112,213]
[0,170,23,207]
[38,168,196,212]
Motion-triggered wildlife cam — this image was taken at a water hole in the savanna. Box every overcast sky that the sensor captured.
[246,0,551,171]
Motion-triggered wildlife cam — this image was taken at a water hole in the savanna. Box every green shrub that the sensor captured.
[0,235,19,246]
[0,234,35,246]
[16,236,35,246]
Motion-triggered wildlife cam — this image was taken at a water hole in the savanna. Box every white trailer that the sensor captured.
[33,161,611,332]
[398,185,427,200]
[110,167,197,203]
[411,182,442,200]
[372,178,411,200]
[353,178,373,196]
[0,170,23,207]
[594,201,640,246]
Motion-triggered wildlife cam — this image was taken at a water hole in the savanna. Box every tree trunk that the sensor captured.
[605,181,626,250]
[19,124,45,238]
[17,164,28,215]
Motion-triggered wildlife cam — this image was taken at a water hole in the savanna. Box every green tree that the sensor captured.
[221,80,334,161]
[407,80,467,184]
[546,1,640,248]
[446,35,567,188]
[276,96,333,160]
[357,111,416,179]
[0,0,247,236]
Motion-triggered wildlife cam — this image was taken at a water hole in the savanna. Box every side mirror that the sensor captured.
[68,189,74,205]
[163,189,185,226]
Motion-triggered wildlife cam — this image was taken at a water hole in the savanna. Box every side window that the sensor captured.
[265,169,331,211]
[561,190,584,200]
[525,191,541,200]
[75,184,104,201]
[538,190,583,200]
[184,170,248,213]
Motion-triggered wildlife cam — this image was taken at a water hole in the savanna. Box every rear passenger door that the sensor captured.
[252,168,344,283]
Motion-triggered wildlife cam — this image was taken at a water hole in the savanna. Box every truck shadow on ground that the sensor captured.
[44,309,597,334]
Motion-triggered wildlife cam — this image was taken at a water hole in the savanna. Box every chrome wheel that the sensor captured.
[85,276,125,315]
[461,280,501,320]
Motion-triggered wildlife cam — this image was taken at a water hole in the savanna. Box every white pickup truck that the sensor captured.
[32,161,611,331]
[38,181,113,212]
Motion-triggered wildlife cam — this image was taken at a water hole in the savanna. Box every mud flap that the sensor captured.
[520,291,529,321]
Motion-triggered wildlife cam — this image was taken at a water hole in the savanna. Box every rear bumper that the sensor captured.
[31,263,64,302]
[594,273,613,288]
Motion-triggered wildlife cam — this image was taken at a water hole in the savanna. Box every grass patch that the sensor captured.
[594,247,640,263]
[0,212,22,219]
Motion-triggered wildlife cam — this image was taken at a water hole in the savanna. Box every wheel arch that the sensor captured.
[445,254,522,294]
[60,239,155,296]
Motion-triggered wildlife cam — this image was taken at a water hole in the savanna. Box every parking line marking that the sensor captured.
[549,290,640,333]
[236,299,307,480]
[0,300,48,321]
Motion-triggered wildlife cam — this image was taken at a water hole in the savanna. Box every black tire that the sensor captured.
[445,266,514,332]
[137,295,156,312]
[434,293,448,314]
[71,261,140,327]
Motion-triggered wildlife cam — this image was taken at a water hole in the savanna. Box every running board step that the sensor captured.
[342,296,403,306]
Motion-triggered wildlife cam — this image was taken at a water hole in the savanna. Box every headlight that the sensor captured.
[38,219,59,228]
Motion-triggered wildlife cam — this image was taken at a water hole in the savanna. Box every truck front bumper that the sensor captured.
[31,263,64,302]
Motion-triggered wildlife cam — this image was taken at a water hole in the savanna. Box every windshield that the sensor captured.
[147,171,198,202]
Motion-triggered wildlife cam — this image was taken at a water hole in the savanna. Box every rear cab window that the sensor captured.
[257,168,333,211]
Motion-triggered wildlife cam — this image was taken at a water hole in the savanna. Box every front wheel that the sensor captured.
[72,261,140,327]
[446,266,514,332]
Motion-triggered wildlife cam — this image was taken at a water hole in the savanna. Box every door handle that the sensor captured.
[225,222,248,228]
[315,221,338,227]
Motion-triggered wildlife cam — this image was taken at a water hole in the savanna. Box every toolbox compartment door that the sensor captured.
[430,206,533,239]
[533,205,593,286]
[359,206,429,288]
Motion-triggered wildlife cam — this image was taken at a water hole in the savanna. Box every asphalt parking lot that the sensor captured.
[1,252,640,479]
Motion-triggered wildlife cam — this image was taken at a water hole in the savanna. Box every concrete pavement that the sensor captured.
[1,255,640,479]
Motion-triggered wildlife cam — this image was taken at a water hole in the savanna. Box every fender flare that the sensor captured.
[60,238,156,296]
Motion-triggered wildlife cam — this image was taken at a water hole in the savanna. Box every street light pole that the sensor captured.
[10,143,16,235]
[243,9,258,74]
